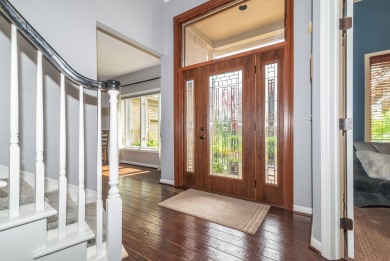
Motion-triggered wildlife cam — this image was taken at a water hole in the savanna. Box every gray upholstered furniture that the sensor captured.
[354,141,390,207]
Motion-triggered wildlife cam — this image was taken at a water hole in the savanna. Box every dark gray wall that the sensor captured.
[353,0,390,141]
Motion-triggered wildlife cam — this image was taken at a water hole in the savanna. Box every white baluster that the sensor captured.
[106,89,122,261]
[36,50,45,211]
[78,86,85,232]
[96,90,103,256]
[58,73,67,239]
[9,24,20,217]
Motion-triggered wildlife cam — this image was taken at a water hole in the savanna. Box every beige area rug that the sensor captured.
[159,189,270,234]
[353,207,390,260]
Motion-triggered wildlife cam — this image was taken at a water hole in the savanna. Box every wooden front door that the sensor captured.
[183,47,289,207]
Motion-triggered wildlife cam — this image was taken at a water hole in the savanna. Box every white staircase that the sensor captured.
[0,0,124,260]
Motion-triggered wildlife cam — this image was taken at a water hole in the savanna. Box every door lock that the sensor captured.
[199,135,207,140]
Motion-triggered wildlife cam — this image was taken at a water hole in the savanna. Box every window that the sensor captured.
[365,51,390,142]
[121,94,160,150]
[182,0,285,67]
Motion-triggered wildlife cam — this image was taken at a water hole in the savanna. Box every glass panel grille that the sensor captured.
[145,94,160,149]
[186,80,195,172]
[129,97,141,147]
[265,63,278,185]
[209,70,242,179]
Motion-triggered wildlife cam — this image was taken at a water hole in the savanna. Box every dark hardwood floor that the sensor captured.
[103,164,325,261]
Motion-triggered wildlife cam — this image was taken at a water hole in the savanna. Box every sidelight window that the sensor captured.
[264,63,278,185]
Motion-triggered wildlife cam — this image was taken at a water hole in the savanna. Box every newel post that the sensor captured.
[105,80,122,261]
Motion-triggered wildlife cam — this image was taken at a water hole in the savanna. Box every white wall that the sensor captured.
[0,16,101,190]
[160,0,208,187]
[311,0,322,246]
[293,0,313,214]
[0,15,11,167]
[1,0,166,190]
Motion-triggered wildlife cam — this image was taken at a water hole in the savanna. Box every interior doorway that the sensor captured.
[349,0,390,259]
[96,26,162,169]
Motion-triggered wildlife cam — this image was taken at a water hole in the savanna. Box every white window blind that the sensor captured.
[368,53,390,141]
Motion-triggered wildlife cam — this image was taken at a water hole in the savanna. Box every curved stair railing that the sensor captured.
[0,0,122,260]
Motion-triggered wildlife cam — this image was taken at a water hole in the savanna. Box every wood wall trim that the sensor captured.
[174,0,294,211]
[286,0,294,210]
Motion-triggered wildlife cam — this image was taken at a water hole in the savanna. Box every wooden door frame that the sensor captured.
[173,0,294,210]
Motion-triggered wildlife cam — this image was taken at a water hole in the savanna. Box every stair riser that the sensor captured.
[0,219,47,261]
[35,242,88,261]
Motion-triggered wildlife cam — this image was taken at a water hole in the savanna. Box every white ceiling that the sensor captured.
[96,29,160,81]
[193,0,284,41]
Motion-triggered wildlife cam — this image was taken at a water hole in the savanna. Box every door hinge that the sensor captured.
[340,217,353,231]
[254,180,257,188]
[339,118,353,131]
[255,65,257,74]
[339,17,352,31]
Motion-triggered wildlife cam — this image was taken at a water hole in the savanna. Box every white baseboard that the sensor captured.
[160,179,174,186]
[311,237,322,253]
[0,165,97,204]
[120,160,159,169]
[293,205,313,215]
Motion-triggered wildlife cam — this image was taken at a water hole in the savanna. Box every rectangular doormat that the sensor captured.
[158,189,270,234]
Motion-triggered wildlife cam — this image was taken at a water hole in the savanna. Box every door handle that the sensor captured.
[199,135,207,140]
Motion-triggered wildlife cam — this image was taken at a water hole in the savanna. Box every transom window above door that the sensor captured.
[182,0,286,67]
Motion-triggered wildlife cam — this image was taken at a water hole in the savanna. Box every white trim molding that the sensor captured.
[160,179,174,186]
[120,160,159,169]
[311,237,322,253]
[346,0,355,258]
[319,0,341,260]
[364,49,390,142]
[293,205,312,215]
[120,88,160,99]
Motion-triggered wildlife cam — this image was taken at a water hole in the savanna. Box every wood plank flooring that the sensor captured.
[103,164,325,261]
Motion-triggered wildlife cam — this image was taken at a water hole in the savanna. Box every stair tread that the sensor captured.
[44,190,106,247]
[34,222,95,259]
[0,178,35,211]
[0,202,57,232]
[45,190,78,231]
[1,180,106,249]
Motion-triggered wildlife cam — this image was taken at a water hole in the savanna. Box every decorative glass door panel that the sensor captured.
[186,80,195,172]
[192,55,256,200]
[209,71,243,179]
[182,49,289,206]
[264,63,278,185]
